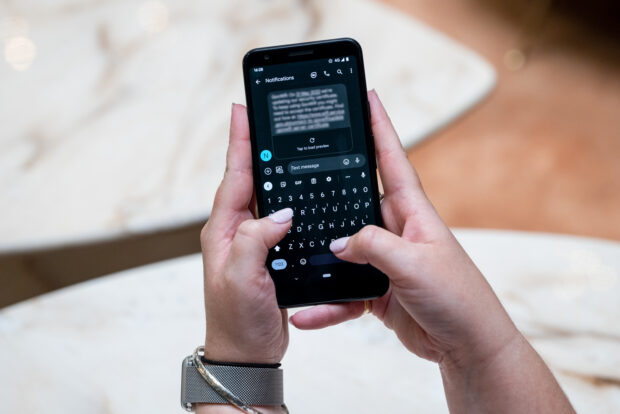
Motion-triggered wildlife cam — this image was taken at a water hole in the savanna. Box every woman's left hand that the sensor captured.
[200,103,292,364]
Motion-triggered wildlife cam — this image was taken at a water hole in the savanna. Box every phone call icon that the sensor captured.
[323,70,330,77]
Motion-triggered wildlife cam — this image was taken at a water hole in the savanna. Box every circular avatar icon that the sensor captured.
[264,181,273,191]
[260,150,272,162]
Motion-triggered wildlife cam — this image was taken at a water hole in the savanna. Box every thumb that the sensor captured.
[227,208,293,270]
[329,225,420,288]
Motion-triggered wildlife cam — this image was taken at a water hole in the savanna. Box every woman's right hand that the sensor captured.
[291,89,519,369]
[291,90,574,413]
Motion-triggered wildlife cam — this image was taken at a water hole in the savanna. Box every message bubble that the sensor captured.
[268,84,350,135]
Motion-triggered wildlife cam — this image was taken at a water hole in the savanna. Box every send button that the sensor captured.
[271,259,287,270]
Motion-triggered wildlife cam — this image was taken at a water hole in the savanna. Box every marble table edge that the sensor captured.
[453,227,620,246]
[0,210,210,255]
[417,62,496,139]
[2,227,617,314]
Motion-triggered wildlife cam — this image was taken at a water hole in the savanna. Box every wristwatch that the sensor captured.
[180,347,285,412]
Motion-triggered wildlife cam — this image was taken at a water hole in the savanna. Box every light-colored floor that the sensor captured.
[1,0,618,307]
[388,0,620,240]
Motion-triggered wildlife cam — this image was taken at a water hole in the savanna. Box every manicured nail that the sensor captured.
[330,237,350,253]
[268,208,293,224]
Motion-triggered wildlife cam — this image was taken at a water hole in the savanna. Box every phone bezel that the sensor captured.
[242,38,389,307]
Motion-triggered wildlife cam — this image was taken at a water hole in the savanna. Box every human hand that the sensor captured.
[290,90,519,369]
[200,104,291,365]
[198,96,573,414]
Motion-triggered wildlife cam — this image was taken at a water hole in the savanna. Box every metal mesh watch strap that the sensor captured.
[181,356,284,408]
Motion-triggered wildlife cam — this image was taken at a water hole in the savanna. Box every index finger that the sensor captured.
[210,103,254,220]
[368,90,423,197]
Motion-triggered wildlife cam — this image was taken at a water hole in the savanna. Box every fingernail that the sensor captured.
[330,236,350,253]
[268,207,293,224]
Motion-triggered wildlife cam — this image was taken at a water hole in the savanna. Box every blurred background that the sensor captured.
[0,0,618,307]
[1,1,619,413]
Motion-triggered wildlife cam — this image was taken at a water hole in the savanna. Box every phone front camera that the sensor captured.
[264,55,270,60]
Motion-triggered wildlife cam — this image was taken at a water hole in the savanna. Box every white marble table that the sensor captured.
[0,0,495,253]
[0,229,618,413]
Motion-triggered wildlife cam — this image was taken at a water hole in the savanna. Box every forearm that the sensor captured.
[439,332,575,414]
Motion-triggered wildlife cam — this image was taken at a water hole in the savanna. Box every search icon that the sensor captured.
[336,69,343,75]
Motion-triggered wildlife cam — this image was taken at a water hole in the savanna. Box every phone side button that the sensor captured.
[309,253,343,266]
[271,259,287,270]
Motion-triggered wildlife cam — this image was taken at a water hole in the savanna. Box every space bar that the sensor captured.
[309,253,343,266]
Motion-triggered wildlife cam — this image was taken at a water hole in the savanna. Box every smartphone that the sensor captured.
[243,38,389,307]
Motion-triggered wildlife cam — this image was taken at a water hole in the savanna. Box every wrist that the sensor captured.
[439,329,575,413]
[205,335,285,365]
[439,329,528,411]
[439,324,522,376]
[204,344,283,365]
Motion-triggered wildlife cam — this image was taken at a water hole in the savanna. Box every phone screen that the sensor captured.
[244,40,387,307]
